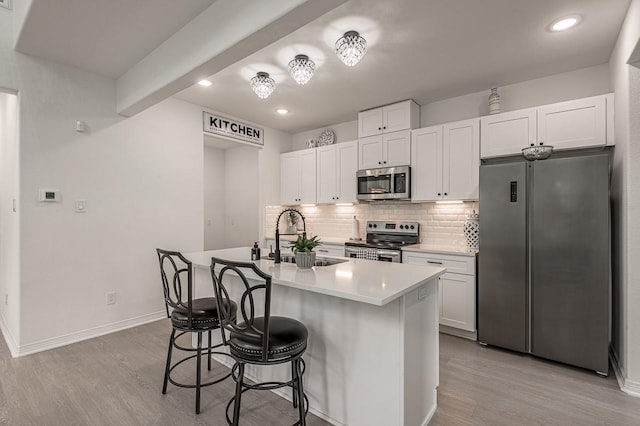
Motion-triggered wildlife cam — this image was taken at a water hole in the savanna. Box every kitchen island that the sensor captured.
[184,247,445,426]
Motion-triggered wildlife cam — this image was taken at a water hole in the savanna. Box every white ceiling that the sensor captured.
[14,0,631,134]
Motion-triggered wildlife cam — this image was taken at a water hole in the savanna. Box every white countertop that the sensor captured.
[184,247,445,306]
[403,244,479,257]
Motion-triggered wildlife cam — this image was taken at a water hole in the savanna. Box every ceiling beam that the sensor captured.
[116,0,347,117]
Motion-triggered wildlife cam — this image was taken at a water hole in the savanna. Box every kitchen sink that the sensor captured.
[261,255,348,267]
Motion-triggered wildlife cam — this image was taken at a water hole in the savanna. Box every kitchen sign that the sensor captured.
[203,112,264,146]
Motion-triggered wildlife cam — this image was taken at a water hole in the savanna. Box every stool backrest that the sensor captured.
[210,257,272,362]
[156,248,194,327]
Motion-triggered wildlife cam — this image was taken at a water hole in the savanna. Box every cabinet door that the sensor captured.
[358,107,383,138]
[537,95,607,150]
[439,273,476,332]
[480,108,536,158]
[298,149,317,203]
[280,152,300,204]
[383,101,413,133]
[336,140,358,202]
[316,145,337,203]
[382,130,411,167]
[411,125,442,201]
[358,135,383,169]
[443,119,479,200]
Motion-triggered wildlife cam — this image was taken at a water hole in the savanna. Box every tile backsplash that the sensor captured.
[265,201,479,247]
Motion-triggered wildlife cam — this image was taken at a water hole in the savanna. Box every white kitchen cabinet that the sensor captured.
[411,118,479,201]
[280,149,316,205]
[317,140,358,204]
[480,94,613,158]
[358,100,420,138]
[403,250,477,334]
[358,130,411,169]
[537,95,608,151]
[314,242,345,257]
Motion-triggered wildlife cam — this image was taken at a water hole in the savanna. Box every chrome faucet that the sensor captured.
[274,208,306,264]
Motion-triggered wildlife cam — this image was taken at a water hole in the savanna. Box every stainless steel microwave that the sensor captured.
[356,166,410,201]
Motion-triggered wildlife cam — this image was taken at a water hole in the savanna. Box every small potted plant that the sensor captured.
[290,234,321,269]
[286,211,299,234]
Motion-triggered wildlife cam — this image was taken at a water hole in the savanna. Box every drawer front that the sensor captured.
[403,252,475,275]
[315,243,345,257]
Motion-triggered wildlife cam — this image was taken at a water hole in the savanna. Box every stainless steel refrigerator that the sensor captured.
[478,150,610,374]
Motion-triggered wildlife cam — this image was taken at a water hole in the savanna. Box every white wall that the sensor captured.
[204,146,226,250]
[0,91,20,346]
[224,145,259,247]
[609,0,640,395]
[420,64,611,127]
[291,120,357,151]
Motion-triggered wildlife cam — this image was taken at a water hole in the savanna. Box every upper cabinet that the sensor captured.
[317,140,358,204]
[480,94,614,159]
[280,149,317,205]
[358,100,420,138]
[412,118,480,201]
[358,130,412,169]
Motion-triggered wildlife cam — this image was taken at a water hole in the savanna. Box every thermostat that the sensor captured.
[39,189,60,202]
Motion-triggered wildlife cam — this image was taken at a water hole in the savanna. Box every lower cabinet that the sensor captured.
[403,250,477,335]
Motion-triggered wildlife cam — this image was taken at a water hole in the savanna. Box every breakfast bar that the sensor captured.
[184,247,445,426]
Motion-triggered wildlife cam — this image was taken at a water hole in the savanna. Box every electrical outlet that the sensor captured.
[106,291,116,305]
[418,285,427,300]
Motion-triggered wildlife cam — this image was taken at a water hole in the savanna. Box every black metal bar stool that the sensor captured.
[209,257,309,426]
[156,248,237,414]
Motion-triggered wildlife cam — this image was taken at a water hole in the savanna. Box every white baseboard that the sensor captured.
[0,312,19,357]
[610,346,640,397]
[8,310,166,357]
[440,324,477,341]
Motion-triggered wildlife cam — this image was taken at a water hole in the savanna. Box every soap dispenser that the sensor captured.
[251,242,261,261]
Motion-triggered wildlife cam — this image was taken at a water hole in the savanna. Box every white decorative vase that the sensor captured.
[295,252,316,269]
[488,88,501,115]
[464,210,480,249]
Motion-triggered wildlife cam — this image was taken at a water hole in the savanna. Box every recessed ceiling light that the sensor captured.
[550,15,581,32]
[197,79,212,87]
[276,108,289,115]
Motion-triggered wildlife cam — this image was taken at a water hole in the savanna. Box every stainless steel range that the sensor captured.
[344,220,419,263]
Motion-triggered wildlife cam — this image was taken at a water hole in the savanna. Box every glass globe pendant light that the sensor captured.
[250,72,276,99]
[288,54,316,85]
[335,31,367,67]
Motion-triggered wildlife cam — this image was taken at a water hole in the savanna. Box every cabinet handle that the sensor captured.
[383,161,387,164]
[383,126,386,130]
[378,161,382,165]
[437,193,441,196]
[444,192,448,196]
[378,127,382,131]
[318,249,329,253]
[427,260,443,265]
[336,197,339,199]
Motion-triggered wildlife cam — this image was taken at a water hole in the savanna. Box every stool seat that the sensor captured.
[171,297,237,331]
[229,316,308,361]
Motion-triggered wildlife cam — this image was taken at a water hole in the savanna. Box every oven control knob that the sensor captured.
[400,225,404,229]
[373,224,377,228]
[368,224,373,228]
[410,225,415,229]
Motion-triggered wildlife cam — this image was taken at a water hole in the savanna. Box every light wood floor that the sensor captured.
[1,320,639,425]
